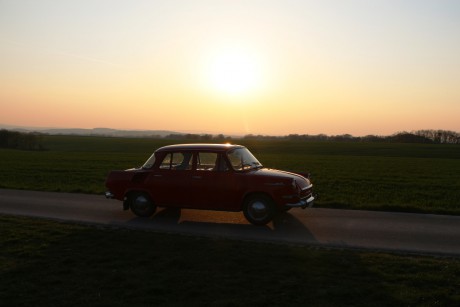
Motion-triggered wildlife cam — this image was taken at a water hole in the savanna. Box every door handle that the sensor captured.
[192,176,202,179]
[153,174,162,177]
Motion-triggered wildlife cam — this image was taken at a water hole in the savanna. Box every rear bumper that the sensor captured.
[285,195,315,209]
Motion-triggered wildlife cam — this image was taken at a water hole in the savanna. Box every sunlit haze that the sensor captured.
[1,0,459,136]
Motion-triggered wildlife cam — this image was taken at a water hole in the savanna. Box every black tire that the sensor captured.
[129,192,156,217]
[243,194,275,226]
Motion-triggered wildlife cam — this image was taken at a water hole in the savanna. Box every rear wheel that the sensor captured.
[129,192,156,217]
[243,194,275,226]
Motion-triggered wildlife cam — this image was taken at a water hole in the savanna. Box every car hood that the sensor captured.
[253,168,311,186]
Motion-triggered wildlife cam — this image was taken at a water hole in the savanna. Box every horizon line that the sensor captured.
[1,123,458,138]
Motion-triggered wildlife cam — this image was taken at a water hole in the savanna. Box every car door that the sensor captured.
[147,151,193,207]
[190,152,240,210]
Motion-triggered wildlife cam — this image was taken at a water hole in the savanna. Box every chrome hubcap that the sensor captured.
[133,195,149,212]
[248,200,268,221]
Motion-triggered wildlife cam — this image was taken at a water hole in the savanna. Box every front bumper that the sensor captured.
[105,191,115,199]
[285,195,315,209]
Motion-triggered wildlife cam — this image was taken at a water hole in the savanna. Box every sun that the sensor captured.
[206,48,262,96]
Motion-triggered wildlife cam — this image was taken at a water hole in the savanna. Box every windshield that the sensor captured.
[227,147,262,171]
[142,153,156,169]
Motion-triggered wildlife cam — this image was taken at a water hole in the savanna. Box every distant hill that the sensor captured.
[0,124,180,138]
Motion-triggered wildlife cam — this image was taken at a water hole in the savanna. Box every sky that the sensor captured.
[1,0,459,136]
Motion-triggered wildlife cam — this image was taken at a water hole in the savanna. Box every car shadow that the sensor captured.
[154,206,182,220]
[122,207,320,246]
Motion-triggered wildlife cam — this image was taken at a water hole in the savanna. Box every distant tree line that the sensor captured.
[0,130,44,150]
[3,129,458,147]
[243,130,460,144]
[166,129,460,144]
[412,129,460,144]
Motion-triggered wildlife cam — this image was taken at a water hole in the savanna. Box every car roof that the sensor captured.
[155,143,245,152]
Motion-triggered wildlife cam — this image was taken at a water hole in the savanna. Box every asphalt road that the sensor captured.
[1,188,459,256]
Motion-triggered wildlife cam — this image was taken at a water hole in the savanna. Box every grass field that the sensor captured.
[1,137,460,306]
[0,135,459,215]
[1,215,459,306]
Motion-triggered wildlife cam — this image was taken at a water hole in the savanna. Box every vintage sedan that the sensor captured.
[105,144,314,225]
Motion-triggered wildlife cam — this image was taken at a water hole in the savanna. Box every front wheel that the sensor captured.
[243,195,275,226]
[129,192,156,217]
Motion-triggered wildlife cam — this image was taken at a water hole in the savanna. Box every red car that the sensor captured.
[105,143,314,225]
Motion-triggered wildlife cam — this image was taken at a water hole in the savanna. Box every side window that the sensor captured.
[196,152,229,171]
[197,152,217,171]
[159,153,172,169]
[227,150,242,170]
[159,152,192,170]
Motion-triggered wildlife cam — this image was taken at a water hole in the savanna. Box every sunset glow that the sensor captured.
[206,48,262,96]
[1,0,459,136]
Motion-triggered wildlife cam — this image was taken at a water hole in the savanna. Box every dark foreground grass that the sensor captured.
[1,215,459,306]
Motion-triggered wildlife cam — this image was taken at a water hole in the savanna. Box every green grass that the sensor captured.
[1,215,459,306]
[2,137,458,306]
[1,135,459,214]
